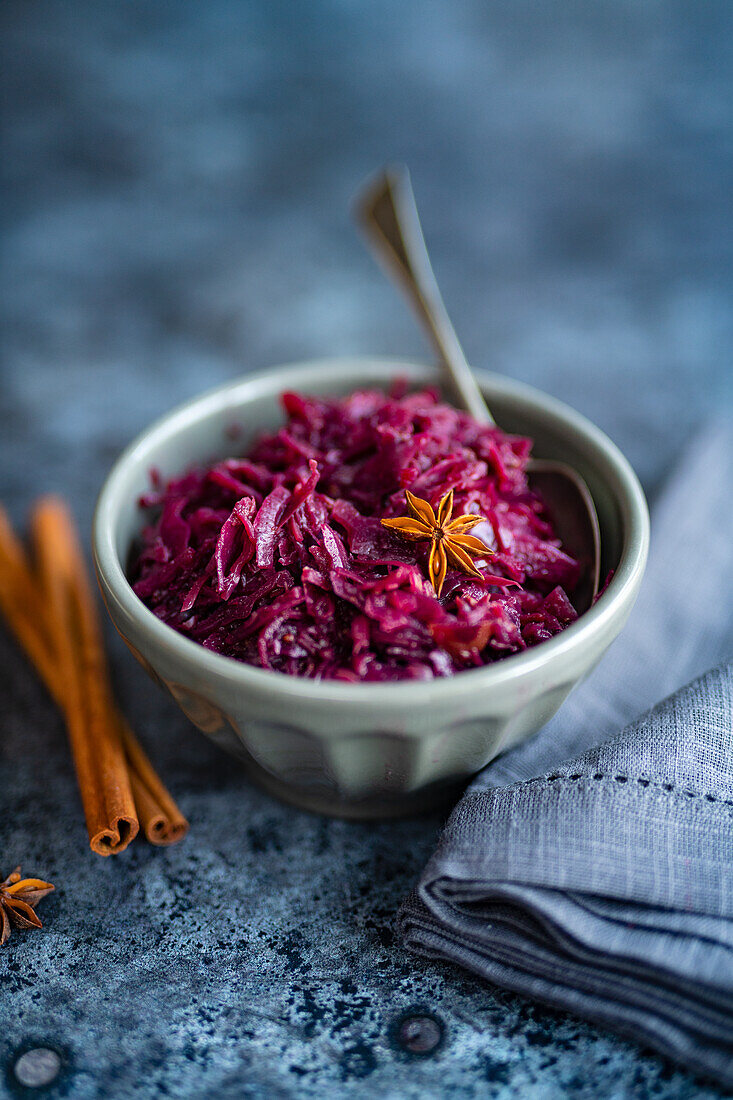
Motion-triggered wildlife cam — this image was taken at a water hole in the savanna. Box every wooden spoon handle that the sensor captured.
[355,167,495,425]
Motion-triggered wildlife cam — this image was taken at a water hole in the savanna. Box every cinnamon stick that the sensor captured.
[120,721,188,845]
[0,507,60,695]
[30,497,138,855]
[0,500,188,853]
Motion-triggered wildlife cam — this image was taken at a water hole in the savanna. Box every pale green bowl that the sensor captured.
[93,358,649,818]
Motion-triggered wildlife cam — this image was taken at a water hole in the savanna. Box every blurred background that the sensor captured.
[2,0,731,529]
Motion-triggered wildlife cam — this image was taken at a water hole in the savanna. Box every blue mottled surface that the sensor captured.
[1,2,731,1097]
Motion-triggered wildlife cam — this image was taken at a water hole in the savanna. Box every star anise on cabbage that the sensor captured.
[0,867,54,946]
[381,489,493,597]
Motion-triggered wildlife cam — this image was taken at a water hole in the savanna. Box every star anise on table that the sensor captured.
[0,867,54,946]
[381,489,493,597]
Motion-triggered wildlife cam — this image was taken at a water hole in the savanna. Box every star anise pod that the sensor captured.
[0,867,54,946]
[381,489,493,597]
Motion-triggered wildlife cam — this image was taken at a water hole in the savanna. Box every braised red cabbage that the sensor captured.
[130,387,582,681]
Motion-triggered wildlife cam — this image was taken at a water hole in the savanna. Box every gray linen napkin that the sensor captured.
[398,424,733,1086]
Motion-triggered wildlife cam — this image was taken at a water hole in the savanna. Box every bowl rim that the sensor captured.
[93,356,650,705]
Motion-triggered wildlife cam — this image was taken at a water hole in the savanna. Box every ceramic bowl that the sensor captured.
[93,358,649,818]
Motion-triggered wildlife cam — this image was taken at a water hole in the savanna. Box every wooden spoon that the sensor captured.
[355,167,601,613]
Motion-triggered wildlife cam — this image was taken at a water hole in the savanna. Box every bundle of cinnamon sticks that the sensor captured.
[0,497,188,855]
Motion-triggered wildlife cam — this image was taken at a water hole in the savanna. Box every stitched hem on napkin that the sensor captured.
[397,662,733,1087]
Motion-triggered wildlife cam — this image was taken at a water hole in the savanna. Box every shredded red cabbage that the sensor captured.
[130,387,582,681]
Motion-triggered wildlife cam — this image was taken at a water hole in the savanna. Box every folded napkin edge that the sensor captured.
[420,777,733,918]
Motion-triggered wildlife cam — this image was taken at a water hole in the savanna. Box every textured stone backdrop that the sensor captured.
[1,2,731,1098]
